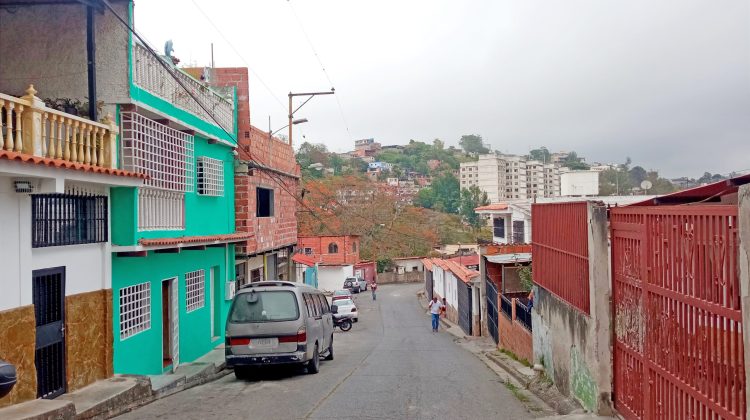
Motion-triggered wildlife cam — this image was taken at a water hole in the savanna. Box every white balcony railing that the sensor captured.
[132,43,234,134]
[0,85,118,168]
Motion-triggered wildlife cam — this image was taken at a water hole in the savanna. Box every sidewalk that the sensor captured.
[0,345,228,420]
[416,291,612,419]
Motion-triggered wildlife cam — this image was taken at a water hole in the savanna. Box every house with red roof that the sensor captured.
[421,257,480,336]
[475,202,532,244]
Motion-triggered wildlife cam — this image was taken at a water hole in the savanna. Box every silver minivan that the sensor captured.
[225,281,334,379]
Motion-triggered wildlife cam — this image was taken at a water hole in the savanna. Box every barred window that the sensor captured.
[119,282,151,340]
[197,157,224,196]
[185,270,205,312]
[120,111,194,192]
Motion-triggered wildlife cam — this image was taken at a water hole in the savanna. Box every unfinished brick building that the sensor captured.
[206,67,300,284]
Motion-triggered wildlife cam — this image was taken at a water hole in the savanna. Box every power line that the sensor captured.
[286,0,352,142]
[189,0,288,113]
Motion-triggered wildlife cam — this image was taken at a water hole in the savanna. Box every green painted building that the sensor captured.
[110,3,243,375]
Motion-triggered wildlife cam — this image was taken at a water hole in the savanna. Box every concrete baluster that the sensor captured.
[13,104,23,152]
[70,120,79,162]
[101,114,118,168]
[5,101,14,151]
[21,84,46,156]
[63,118,72,161]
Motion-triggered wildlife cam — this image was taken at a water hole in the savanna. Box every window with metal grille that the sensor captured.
[138,188,185,231]
[256,187,274,217]
[493,218,505,239]
[185,270,205,312]
[513,220,525,243]
[197,157,224,196]
[32,194,108,248]
[250,268,263,283]
[119,282,151,340]
[120,111,194,192]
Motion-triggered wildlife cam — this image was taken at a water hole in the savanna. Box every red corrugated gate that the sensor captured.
[611,205,745,419]
[532,202,590,314]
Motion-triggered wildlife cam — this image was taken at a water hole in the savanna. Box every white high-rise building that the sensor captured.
[460,154,561,201]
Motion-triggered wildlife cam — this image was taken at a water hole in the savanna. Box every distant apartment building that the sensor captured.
[368,161,393,171]
[353,138,381,158]
[460,154,559,201]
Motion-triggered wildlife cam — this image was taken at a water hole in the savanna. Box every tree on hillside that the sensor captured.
[697,172,726,184]
[561,151,590,170]
[414,188,435,209]
[599,168,632,195]
[329,154,344,176]
[433,138,445,150]
[430,173,460,213]
[459,134,490,155]
[628,166,648,186]
[528,147,551,163]
[459,186,489,229]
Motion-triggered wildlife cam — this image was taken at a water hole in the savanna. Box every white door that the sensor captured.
[171,277,179,368]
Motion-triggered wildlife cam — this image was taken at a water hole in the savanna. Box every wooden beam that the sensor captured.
[155,248,181,254]
[207,243,226,248]
[116,251,148,258]
[181,129,196,135]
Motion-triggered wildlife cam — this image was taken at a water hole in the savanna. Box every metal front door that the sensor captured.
[486,279,499,344]
[425,271,433,301]
[457,281,472,336]
[33,267,66,399]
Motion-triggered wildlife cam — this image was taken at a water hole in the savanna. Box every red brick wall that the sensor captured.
[354,261,376,283]
[210,67,301,255]
[297,236,360,265]
[497,301,533,362]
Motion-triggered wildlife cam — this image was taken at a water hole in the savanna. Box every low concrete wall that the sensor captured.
[378,271,422,284]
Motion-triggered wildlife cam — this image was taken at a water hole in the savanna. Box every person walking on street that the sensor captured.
[440,297,447,318]
[371,281,378,301]
[428,297,444,332]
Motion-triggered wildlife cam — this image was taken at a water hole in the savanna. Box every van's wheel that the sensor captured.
[307,344,320,374]
[325,336,334,361]
[234,367,250,380]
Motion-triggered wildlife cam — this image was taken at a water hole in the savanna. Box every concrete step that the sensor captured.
[57,376,151,419]
[0,399,75,420]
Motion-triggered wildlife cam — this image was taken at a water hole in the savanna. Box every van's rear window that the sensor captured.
[230,291,299,322]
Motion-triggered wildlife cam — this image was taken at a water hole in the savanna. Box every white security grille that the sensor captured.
[138,188,185,231]
[121,111,194,192]
[119,282,151,340]
[185,270,205,312]
[197,157,224,196]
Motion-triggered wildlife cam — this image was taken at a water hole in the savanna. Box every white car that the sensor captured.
[356,277,368,291]
[332,298,358,322]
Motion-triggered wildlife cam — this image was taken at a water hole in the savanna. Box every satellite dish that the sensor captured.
[640,180,653,191]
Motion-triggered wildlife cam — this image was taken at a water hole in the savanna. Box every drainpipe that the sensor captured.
[86,5,98,121]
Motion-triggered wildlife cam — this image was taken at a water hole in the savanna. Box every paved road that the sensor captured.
[118,283,533,419]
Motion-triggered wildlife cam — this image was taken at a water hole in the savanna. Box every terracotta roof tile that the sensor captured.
[292,254,318,267]
[422,258,433,271]
[474,203,509,212]
[139,232,251,246]
[447,254,480,267]
[0,150,147,179]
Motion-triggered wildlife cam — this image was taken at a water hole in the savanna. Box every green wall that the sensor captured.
[112,246,235,375]
[111,136,236,246]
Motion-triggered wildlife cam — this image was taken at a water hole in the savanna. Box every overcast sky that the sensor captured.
[134,0,750,178]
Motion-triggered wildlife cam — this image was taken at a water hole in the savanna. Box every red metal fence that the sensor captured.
[611,205,745,420]
[532,202,590,314]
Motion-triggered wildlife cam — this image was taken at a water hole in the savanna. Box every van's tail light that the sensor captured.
[228,337,251,346]
[279,327,307,344]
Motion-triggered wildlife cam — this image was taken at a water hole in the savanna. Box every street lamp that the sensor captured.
[270,118,308,140]
[287,89,335,146]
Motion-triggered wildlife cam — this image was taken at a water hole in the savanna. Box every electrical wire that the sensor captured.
[286,0,353,142]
